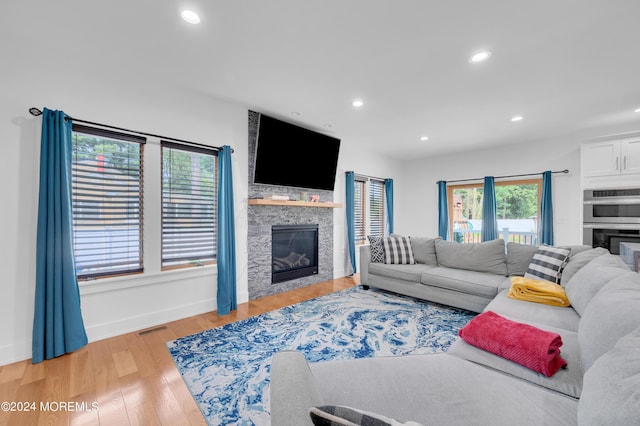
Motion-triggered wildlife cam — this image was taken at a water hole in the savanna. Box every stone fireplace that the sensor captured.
[247,111,335,299]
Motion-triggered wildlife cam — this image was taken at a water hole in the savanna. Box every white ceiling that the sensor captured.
[4,0,640,160]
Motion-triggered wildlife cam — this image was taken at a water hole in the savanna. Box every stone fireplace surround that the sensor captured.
[247,111,335,299]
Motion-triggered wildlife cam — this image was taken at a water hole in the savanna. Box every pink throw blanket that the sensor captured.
[458,311,567,377]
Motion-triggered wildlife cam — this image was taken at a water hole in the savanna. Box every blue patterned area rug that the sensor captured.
[166,285,475,425]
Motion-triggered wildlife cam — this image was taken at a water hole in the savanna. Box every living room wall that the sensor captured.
[0,58,251,364]
[397,138,584,245]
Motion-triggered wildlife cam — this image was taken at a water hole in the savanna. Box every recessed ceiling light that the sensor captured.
[634,108,640,113]
[352,99,364,108]
[291,111,300,116]
[511,115,524,122]
[181,10,201,24]
[469,51,491,63]
[420,136,429,141]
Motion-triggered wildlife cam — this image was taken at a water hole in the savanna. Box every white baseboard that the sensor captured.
[0,298,217,366]
[0,340,31,366]
[85,297,217,343]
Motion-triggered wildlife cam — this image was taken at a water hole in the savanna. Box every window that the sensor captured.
[369,179,386,238]
[71,125,145,279]
[354,179,366,244]
[353,175,387,244]
[161,142,218,269]
[448,179,542,245]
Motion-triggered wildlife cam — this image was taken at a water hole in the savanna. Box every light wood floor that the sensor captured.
[0,276,358,426]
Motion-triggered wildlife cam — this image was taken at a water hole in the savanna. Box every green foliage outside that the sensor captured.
[454,184,538,221]
[72,131,216,197]
[495,184,538,219]
[162,148,216,198]
[72,133,141,176]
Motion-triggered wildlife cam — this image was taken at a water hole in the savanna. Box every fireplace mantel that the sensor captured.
[248,199,342,208]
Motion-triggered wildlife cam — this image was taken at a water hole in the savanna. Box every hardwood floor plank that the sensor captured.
[0,360,27,384]
[0,276,358,425]
[69,347,95,398]
[1,379,44,426]
[123,332,160,379]
[68,390,100,426]
[112,350,138,378]
[96,390,129,426]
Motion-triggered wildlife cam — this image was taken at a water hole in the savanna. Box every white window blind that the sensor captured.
[369,179,386,238]
[354,179,366,244]
[71,124,145,279]
[161,142,218,268]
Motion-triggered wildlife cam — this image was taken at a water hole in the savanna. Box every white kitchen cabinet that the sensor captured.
[622,137,640,175]
[582,137,640,177]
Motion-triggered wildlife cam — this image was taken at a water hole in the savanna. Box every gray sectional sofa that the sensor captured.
[360,237,590,313]
[270,241,640,425]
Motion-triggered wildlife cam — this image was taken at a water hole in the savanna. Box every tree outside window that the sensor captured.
[448,179,541,245]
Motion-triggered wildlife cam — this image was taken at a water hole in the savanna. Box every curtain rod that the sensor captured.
[28,107,233,153]
[347,171,388,182]
[438,169,569,184]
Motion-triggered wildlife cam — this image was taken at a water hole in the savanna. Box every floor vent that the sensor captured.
[137,326,168,336]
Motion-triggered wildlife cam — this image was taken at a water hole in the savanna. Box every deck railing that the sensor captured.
[452,227,538,246]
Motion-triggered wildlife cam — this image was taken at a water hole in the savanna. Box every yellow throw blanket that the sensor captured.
[508,276,570,307]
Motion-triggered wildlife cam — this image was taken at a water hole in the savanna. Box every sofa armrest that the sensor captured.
[270,350,324,426]
[359,245,371,285]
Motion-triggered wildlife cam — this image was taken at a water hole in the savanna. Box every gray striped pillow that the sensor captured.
[524,246,571,283]
[382,236,416,265]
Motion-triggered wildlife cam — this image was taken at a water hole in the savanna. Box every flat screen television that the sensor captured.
[253,113,341,191]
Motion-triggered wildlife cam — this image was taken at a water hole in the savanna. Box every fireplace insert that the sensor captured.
[272,224,319,284]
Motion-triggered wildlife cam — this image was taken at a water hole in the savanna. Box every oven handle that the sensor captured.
[583,223,640,229]
[584,199,640,205]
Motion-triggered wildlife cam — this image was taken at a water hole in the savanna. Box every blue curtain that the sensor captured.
[345,172,356,274]
[216,146,237,315]
[437,180,449,240]
[540,171,554,245]
[481,176,499,242]
[385,179,394,235]
[32,108,88,364]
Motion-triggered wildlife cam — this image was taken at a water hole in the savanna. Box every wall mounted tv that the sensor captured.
[253,113,341,191]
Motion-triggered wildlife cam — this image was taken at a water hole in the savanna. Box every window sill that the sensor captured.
[79,264,217,295]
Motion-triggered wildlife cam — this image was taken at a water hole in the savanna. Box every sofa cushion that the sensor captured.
[578,325,640,425]
[578,271,640,373]
[382,236,415,265]
[421,267,504,298]
[270,350,325,426]
[559,247,608,287]
[369,263,435,283]
[564,254,630,316]
[309,405,423,426]
[484,289,580,332]
[505,242,539,276]
[308,353,579,425]
[368,236,385,263]
[435,239,507,275]
[449,321,583,398]
[524,246,571,284]
[408,237,439,266]
[559,245,592,256]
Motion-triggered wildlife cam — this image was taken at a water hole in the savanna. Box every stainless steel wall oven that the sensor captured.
[583,188,640,254]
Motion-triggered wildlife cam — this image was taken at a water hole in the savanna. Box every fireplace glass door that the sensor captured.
[272,224,319,283]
